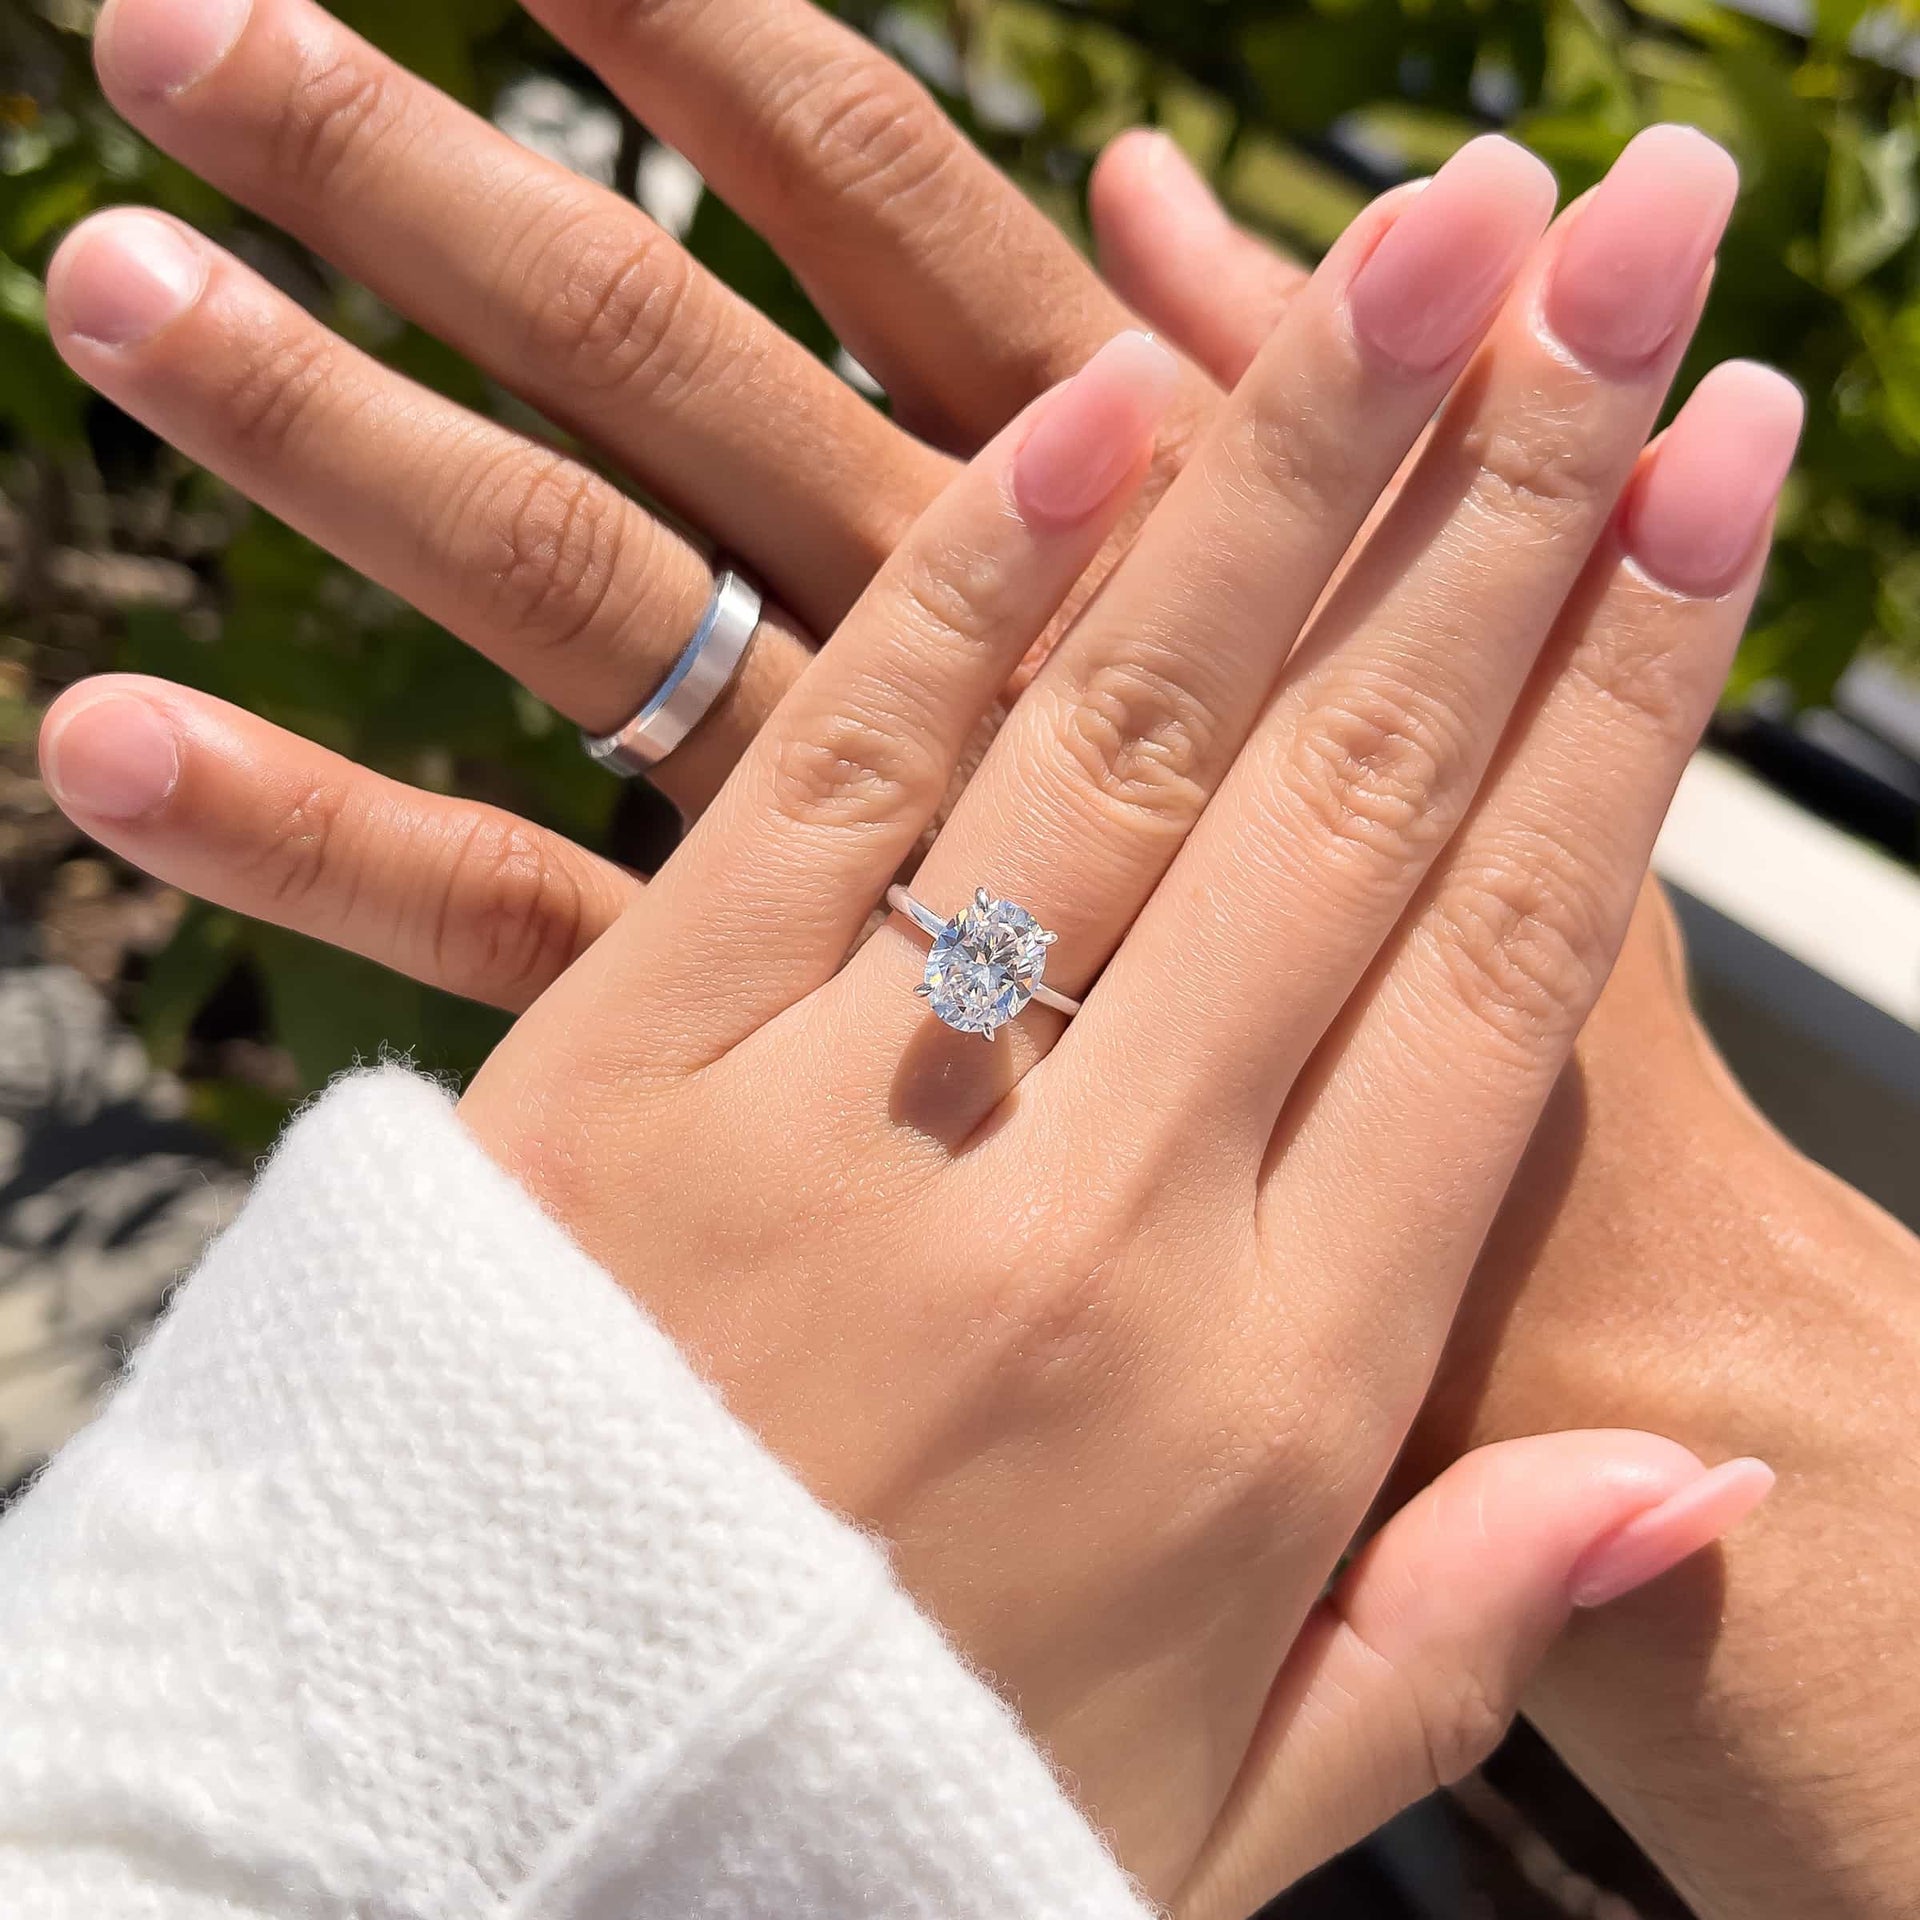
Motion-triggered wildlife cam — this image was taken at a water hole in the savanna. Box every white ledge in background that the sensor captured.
[1655,751,1920,1031]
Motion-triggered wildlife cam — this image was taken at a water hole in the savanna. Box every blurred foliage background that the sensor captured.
[2,0,1918,1143]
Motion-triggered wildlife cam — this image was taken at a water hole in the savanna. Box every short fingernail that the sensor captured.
[1545,126,1738,369]
[41,690,182,822]
[97,0,253,99]
[1625,361,1804,597]
[53,213,208,348]
[1347,134,1558,375]
[1012,329,1181,528]
[1569,1457,1776,1609]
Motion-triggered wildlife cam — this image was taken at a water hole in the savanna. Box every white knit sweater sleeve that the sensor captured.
[0,1067,1153,1920]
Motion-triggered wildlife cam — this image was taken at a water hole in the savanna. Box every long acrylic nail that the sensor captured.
[1346,134,1558,375]
[1544,125,1738,370]
[1012,329,1181,528]
[1624,361,1804,597]
[1569,1457,1776,1609]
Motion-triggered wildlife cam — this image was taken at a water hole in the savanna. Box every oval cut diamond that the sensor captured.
[919,890,1052,1037]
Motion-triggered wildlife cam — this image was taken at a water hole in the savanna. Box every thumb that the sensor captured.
[1174,1431,1774,1920]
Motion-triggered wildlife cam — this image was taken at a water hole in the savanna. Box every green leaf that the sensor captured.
[140,904,244,1071]
[328,0,496,104]
[0,251,82,442]
[250,926,434,1087]
[1734,548,1881,706]
[249,924,509,1090]
[184,1079,298,1160]
[1812,0,1876,49]
[1823,118,1920,290]
[682,189,838,365]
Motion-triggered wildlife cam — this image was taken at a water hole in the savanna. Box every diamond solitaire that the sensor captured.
[886,885,1083,1038]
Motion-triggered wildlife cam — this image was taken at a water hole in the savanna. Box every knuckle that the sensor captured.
[765,701,947,834]
[1051,653,1215,834]
[1432,849,1611,1053]
[519,209,717,405]
[272,47,401,195]
[463,450,627,658]
[1567,612,1698,747]
[1224,393,1357,522]
[433,817,591,1006]
[1458,406,1616,538]
[584,0,688,35]
[1412,1661,1514,1788]
[223,331,338,463]
[1282,674,1467,869]
[770,53,952,221]
[244,779,350,913]
[890,536,1018,660]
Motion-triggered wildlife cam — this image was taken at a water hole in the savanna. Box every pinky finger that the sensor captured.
[1175,1433,1774,1920]
[38,676,639,1013]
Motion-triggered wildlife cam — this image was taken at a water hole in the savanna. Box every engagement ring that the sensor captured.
[887,885,1082,1038]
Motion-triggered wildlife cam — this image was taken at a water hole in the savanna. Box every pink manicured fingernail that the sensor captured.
[1347,135,1557,375]
[1569,1457,1776,1609]
[1545,126,1738,369]
[96,0,254,99]
[1625,361,1804,597]
[1012,329,1181,528]
[52,213,208,347]
[40,690,182,822]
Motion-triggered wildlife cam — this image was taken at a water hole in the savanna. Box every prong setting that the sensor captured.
[916,889,1056,1038]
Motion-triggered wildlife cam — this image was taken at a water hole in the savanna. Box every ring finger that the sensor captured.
[838,136,1559,1097]
[46,209,808,814]
[466,329,1181,1092]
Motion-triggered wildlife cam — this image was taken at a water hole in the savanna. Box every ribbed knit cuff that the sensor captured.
[0,1068,1151,1920]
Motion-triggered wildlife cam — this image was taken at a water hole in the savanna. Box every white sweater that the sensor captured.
[0,1069,1152,1919]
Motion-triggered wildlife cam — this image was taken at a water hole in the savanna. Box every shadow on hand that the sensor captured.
[1381,1052,1592,1511]
[887,1012,1026,1154]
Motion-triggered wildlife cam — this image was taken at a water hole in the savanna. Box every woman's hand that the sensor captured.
[360,134,1780,1913]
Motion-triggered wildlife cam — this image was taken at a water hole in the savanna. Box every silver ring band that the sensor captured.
[582,566,763,776]
[888,884,1081,1038]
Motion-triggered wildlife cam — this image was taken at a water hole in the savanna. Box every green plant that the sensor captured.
[2,0,1916,1123]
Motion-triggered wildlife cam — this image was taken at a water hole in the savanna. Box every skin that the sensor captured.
[1095,154,1920,1915]
[48,167,1796,1919]
[1423,885,1920,1920]
[422,161,1794,1907]
[31,0,1916,1910]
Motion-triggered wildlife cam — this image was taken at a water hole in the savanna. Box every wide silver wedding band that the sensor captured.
[582,565,763,776]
